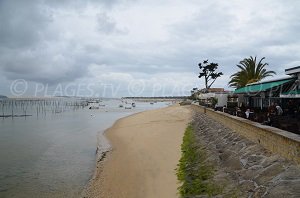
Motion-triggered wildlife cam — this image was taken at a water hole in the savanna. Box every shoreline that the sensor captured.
[81,111,144,197]
[82,107,170,197]
[83,105,191,198]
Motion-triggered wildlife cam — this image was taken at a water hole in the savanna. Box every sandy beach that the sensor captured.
[84,105,191,198]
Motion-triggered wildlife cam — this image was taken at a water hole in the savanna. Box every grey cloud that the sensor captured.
[0,36,90,84]
[165,0,300,77]
[1,49,88,84]
[96,10,129,35]
[0,0,52,49]
[82,42,190,74]
[96,12,121,34]
[0,0,300,96]
[45,0,135,9]
[0,0,90,85]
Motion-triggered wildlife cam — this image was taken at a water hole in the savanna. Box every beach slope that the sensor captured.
[85,105,191,198]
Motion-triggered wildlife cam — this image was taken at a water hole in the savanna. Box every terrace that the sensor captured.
[203,66,300,135]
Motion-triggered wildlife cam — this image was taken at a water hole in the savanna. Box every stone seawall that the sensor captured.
[192,110,300,197]
[192,104,300,165]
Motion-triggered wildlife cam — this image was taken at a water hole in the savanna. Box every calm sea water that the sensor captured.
[0,98,168,198]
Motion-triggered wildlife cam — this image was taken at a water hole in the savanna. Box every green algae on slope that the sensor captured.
[176,125,222,197]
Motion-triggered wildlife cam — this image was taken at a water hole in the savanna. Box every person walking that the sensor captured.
[275,103,283,116]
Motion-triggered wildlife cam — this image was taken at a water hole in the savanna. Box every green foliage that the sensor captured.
[211,97,218,107]
[189,93,197,100]
[177,125,222,197]
[198,60,223,90]
[229,56,276,88]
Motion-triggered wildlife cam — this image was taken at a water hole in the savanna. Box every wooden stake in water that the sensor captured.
[11,101,14,120]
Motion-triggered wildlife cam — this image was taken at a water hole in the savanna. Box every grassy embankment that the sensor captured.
[176,125,222,197]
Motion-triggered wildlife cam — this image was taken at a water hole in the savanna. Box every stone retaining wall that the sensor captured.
[192,104,300,165]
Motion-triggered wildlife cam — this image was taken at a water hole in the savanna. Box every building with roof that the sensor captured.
[196,88,232,108]
[233,66,300,109]
[280,66,300,98]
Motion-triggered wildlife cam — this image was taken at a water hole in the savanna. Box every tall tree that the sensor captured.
[198,60,223,90]
[229,56,276,88]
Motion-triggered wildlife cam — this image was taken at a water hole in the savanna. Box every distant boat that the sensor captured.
[132,103,136,107]
[87,99,101,104]
[125,107,132,109]
[119,104,124,108]
[150,102,154,105]
[89,106,99,109]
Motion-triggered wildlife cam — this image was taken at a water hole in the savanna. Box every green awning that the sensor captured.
[234,79,294,94]
[281,89,300,95]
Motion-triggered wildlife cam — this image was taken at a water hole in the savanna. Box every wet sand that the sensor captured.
[84,105,191,198]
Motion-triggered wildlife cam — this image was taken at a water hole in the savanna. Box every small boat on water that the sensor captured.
[150,102,154,105]
[132,103,136,107]
[88,101,98,104]
[119,104,124,108]
[125,107,132,109]
[87,99,102,104]
[89,106,99,109]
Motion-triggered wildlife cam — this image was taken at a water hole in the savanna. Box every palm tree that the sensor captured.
[229,56,276,88]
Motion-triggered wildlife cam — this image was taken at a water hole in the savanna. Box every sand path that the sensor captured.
[85,105,191,198]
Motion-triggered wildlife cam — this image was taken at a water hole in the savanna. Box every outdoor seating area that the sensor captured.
[200,97,300,135]
[214,101,299,135]
[232,108,300,134]
[196,66,300,135]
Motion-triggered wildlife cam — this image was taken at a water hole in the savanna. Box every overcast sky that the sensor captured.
[0,0,300,97]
